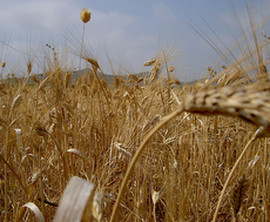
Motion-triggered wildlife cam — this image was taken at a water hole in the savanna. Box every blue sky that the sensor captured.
[0,0,269,81]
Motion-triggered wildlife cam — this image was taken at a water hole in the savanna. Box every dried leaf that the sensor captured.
[17,202,45,222]
[54,176,95,222]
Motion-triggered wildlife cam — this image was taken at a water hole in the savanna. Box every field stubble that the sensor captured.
[0,59,270,221]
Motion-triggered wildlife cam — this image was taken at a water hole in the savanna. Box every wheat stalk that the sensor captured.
[181,83,270,221]
[109,108,184,221]
[79,8,91,76]
[1,61,6,80]
[110,79,270,221]
[211,131,257,222]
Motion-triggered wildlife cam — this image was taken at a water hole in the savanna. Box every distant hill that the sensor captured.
[24,68,150,85]
[6,68,203,86]
[72,69,151,84]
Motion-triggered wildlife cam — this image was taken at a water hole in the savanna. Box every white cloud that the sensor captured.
[93,10,138,28]
[0,1,158,74]
[0,0,79,33]
[83,10,157,72]
[152,2,178,22]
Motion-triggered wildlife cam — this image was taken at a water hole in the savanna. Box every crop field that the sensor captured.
[1,7,270,222]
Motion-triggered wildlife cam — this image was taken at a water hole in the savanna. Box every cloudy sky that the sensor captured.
[0,0,270,81]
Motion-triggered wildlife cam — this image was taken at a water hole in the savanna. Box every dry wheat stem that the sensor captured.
[0,153,27,193]
[79,8,91,74]
[212,128,261,222]
[79,23,85,74]
[110,107,184,222]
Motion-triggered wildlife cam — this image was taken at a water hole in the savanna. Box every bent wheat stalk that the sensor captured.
[212,128,261,222]
[110,107,184,222]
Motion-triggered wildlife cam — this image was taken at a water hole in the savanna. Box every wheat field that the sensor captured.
[1,7,270,222]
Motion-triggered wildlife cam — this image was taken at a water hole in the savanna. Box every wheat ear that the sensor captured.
[182,84,270,136]
[231,175,249,220]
